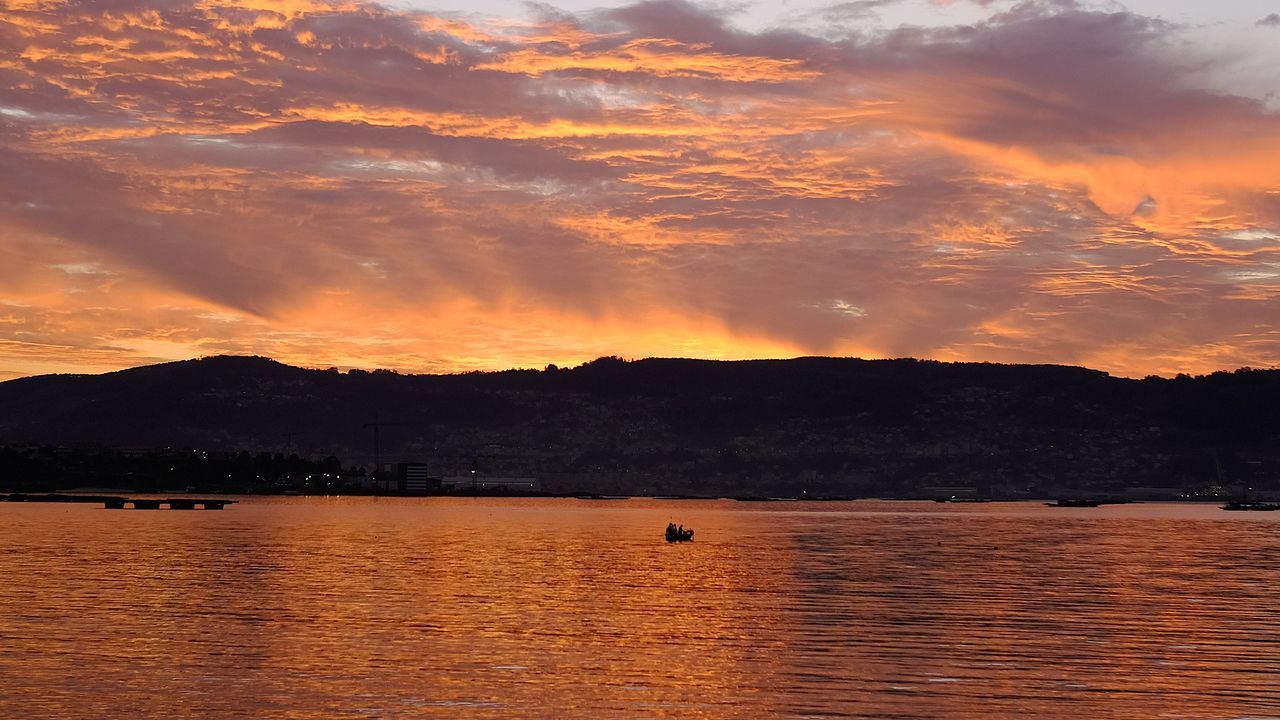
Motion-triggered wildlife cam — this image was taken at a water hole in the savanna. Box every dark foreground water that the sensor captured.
[2,498,1279,719]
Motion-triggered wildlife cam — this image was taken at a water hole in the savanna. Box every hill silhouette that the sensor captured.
[1,355,1277,496]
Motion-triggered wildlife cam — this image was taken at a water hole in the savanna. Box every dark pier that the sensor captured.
[2,494,235,510]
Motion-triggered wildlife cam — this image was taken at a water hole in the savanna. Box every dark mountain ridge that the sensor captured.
[1,355,1277,496]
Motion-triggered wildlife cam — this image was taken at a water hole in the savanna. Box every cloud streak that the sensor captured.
[1,0,1278,378]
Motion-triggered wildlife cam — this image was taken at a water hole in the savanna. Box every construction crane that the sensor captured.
[283,431,297,485]
[361,417,428,479]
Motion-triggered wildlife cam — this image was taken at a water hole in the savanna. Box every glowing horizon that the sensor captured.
[2,0,1279,381]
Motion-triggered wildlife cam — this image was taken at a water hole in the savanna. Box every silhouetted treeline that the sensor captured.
[0,445,352,493]
[0,355,1277,496]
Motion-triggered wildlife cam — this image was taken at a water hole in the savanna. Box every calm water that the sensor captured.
[2,498,1279,719]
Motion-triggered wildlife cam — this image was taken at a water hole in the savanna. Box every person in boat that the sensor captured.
[665,522,694,541]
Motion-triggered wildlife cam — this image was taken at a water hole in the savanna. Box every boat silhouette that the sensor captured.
[665,524,694,542]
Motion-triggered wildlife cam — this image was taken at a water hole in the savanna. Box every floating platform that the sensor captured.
[2,493,235,510]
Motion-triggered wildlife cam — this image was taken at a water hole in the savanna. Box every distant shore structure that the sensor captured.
[440,476,541,492]
[2,493,234,510]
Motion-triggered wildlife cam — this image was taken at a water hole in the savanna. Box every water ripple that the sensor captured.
[2,498,1279,718]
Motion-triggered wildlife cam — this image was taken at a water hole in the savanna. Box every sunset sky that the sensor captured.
[2,0,1278,380]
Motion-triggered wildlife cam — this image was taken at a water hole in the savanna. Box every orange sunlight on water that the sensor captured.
[2,498,1279,718]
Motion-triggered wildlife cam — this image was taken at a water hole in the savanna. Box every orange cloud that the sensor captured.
[476,37,821,82]
[0,0,1277,380]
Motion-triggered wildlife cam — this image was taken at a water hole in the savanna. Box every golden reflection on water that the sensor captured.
[1,499,1279,718]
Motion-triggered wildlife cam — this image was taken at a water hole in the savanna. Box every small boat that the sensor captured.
[665,524,694,542]
[1221,501,1280,512]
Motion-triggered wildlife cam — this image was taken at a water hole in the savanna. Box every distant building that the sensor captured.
[358,463,441,493]
[360,466,397,492]
[396,463,439,494]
